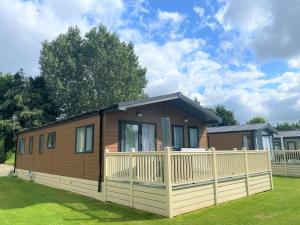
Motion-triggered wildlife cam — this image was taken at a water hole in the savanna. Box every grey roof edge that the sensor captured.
[18,92,221,134]
[117,92,221,123]
[261,123,278,134]
[117,92,179,110]
[274,130,300,138]
[177,92,222,123]
[207,123,277,134]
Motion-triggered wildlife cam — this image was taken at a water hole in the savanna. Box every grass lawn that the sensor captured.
[4,152,15,165]
[0,177,300,225]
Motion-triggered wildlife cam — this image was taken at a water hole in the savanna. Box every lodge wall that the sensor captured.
[104,102,208,152]
[16,114,100,181]
[208,131,252,150]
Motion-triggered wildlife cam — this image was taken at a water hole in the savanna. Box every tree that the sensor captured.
[0,71,60,156]
[40,25,147,116]
[209,105,237,126]
[247,116,267,124]
[276,121,300,131]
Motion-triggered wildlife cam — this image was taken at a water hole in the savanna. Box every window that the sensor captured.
[18,138,25,154]
[243,134,252,149]
[287,141,296,150]
[119,121,156,152]
[172,125,184,150]
[188,127,199,148]
[39,134,45,154]
[76,125,94,153]
[29,136,33,154]
[47,132,56,149]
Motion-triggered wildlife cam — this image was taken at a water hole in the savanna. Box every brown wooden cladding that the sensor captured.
[104,102,208,152]
[208,131,252,150]
[16,115,100,181]
[16,101,209,181]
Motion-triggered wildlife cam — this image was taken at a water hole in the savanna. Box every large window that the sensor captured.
[243,134,252,149]
[172,125,184,150]
[39,134,45,154]
[29,136,33,154]
[188,127,199,148]
[47,132,56,149]
[76,125,94,153]
[119,121,155,152]
[18,138,25,154]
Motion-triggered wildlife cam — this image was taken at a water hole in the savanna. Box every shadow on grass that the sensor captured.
[0,177,163,223]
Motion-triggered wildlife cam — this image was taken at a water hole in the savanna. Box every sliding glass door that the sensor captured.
[120,121,156,152]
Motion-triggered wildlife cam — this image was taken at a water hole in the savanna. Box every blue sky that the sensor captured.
[0,0,300,123]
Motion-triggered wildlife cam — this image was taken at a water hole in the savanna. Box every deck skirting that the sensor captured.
[272,163,300,177]
[15,169,104,201]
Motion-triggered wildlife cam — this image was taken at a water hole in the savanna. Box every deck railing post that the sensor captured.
[267,149,274,190]
[242,147,250,196]
[103,149,109,202]
[211,147,218,205]
[283,150,287,176]
[130,148,135,208]
[164,147,172,218]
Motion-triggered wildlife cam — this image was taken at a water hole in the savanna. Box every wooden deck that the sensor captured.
[16,148,272,218]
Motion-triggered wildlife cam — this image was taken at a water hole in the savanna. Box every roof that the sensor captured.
[207,123,277,134]
[274,130,300,138]
[115,92,221,123]
[18,92,221,134]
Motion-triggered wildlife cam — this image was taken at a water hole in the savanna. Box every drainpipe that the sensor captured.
[13,135,18,173]
[280,136,284,150]
[98,112,104,192]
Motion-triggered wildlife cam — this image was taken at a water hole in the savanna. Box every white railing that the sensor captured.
[105,148,271,187]
[270,150,300,164]
[105,150,165,185]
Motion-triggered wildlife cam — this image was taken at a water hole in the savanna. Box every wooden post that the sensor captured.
[242,147,250,196]
[164,147,172,218]
[211,147,218,205]
[283,150,287,176]
[130,148,135,208]
[266,149,274,190]
[103,149,109,202]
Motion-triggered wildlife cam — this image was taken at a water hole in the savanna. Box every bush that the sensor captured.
[0,140,6,163]
[5,151,15,164]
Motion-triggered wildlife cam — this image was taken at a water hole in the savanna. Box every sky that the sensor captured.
[0,0,300,124]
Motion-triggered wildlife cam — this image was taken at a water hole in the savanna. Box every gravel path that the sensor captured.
[0,164,13,176]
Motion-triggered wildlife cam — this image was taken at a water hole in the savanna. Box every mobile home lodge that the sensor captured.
[15,93,272,218]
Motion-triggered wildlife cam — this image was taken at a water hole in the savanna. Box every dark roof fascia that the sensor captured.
[116,92,221,123]
[17,92,221,135]
[274,136,300,139]
[117,93,179,110]
[261,123,278,134]
[208,130,253,135]
[17,110,100,135]
[177,92,222,123]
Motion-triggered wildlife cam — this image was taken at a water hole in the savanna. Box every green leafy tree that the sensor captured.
[276,121,300,131]
[209,105,237,126]
[40,25,147,116]
[0,71,60,157]
[247,116,267,124]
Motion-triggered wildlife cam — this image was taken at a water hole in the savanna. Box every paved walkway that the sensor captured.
[0,164,13,176]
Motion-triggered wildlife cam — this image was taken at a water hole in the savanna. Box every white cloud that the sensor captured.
[0,0,299,123]
[0,0,125,74]
[217,0,300,61]
[288,56,300,68]
[158,10,184,23]
[193,6,205,17]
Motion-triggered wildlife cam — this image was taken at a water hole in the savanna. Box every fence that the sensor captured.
[104,148,272,218]
[271,150,300,177]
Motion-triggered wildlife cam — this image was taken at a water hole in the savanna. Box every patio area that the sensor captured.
[104,148,272,218]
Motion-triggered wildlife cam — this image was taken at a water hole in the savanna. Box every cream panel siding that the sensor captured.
[15,169,104,201]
